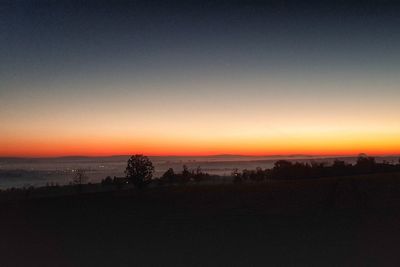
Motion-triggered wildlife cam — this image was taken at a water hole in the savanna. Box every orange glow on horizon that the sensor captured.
[2,74,400,158]
[1,133,399,157]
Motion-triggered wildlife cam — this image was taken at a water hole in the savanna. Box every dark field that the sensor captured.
[2,173,400,266]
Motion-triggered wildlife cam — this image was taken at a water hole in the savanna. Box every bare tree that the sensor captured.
[72,169,88,186]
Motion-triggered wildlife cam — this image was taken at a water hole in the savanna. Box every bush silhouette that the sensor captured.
[161,168,176,184]
[101,176,113,186]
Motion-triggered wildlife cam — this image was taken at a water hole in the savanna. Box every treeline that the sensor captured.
[2,155,400,195]
[101,164,214,187]
[158,165,212,184]
[232,156,400,182]
[100,154,400,188]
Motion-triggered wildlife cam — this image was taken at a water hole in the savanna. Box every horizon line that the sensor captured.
[1,153,399,160]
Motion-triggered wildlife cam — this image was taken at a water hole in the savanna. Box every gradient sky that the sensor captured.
[1,0,400,157]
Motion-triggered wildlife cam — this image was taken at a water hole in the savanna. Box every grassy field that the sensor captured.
[2,172,400,266]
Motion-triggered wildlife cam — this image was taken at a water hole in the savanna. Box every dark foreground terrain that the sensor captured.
[2,173,400,266]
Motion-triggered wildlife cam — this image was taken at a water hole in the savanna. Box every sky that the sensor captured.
[1,0,400,157]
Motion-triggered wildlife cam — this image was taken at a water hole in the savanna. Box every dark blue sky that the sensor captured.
[2,1,400,84]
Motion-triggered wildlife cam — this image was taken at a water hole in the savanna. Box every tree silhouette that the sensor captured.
[193,166,208,182]
[181,165,191,183]
[162,168,176,184]
[272,160,293,179]
[274,160,292,169]
[72,169,88,194]
[254,167,265,181]
[232,168,242,183]
[125,155,154,188]
[72,169,88,186]
[356,154,376,173]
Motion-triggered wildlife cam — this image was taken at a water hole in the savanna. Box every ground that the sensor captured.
[1,173,400,266]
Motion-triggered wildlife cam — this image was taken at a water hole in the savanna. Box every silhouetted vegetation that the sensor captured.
[193,166,210,182]
[1,154,400,200]
[232,154,400,182]
[232,168,242,183]
[161,168,176,184]
[101,176,113,186]
[71,169,88,194]
[159,165,210,185]
[181,164,191,183]
[72,169,88,185]
[122,154,400,188]
[125,154,154,188]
